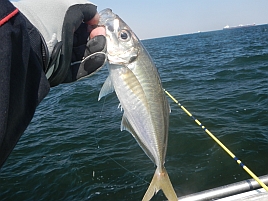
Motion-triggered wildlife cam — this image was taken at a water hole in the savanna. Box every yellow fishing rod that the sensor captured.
[164,89,268,192]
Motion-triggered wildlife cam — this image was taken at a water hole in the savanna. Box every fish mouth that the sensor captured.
[107,46,138,65]
[108,56,137,65]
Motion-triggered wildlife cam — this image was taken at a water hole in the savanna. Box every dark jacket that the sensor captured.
[0,0,50,167]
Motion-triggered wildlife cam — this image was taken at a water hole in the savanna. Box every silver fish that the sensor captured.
[98,9,177,201]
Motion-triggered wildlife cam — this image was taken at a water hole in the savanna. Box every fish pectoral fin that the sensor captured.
[142,167,177,201]
[98,75,114,101]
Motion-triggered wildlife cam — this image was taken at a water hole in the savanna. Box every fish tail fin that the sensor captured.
[142,167,177,201]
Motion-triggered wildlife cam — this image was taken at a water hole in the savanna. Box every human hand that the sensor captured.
[12,1,107,86]
[59,4,107,84]
[72,12,107,81]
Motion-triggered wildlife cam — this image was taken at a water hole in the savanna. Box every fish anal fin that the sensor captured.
[121,114,156,164]
[142,167,177,201]
[120,114,133,133]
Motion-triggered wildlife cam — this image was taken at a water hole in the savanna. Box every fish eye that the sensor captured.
[119,30,131,41]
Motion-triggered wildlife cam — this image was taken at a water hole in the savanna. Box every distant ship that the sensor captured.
[223,24,256,29]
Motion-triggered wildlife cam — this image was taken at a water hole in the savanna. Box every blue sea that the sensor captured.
[1,24,268,201]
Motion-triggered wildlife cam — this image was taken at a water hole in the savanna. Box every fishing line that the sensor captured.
[164,89,268,192]
[93,95,107,148]
[94,95,149,185]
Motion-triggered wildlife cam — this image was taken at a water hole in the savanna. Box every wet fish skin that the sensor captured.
[98,9,177,201]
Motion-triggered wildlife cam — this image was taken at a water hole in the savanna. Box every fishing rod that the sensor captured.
[163,89,268,192]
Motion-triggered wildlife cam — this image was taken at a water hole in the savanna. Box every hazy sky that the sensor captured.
[94,0,268,39]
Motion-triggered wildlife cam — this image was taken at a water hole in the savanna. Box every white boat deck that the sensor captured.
[217,188,268,201]
[177,174,268,201]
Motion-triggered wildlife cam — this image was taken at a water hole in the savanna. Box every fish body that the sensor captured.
[98,9,177,201]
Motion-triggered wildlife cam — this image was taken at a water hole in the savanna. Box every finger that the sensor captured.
[90,26,106,39]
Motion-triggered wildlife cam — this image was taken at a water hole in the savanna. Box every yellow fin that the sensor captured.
[142,167,177,201]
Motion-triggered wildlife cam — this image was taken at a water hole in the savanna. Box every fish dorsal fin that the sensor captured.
[121,114,155,164]
[98,75,114,101]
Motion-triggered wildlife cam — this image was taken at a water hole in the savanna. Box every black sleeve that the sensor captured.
[0,0,50,168]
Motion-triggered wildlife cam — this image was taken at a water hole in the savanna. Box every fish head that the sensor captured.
[99,9,139,65]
